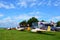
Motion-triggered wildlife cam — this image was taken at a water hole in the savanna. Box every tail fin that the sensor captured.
[47,26,51,31]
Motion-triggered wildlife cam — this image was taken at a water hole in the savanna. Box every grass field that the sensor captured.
[0,29,60,40]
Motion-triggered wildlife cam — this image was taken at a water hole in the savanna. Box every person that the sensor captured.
[47,26,51,31]
[27,24,31,31]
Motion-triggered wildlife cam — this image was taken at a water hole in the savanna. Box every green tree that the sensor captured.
[40,20,46,22]
[19,20,27,27]
[27,17,39,27]
[56,21,60,27]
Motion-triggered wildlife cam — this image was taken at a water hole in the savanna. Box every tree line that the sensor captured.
[19,17,60,27]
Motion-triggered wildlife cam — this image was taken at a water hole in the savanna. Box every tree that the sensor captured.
[56,21,60,27]
[27,17,39,27]
[40,20,46,22]
[19,20,27,27]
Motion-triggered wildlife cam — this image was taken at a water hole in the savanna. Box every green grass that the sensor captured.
[0,29,60,40]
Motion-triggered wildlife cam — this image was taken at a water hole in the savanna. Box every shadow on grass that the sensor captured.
[38,31,56,36]
[30,31,56,36]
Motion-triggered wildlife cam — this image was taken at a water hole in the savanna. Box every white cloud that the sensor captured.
[17,0,37,8]
[0,17,12,23]
[14,14,32,20]
[53,0,60,7]
[50,16,60,22]
[9,3,15,8]
[29,11,40,15]
[19,0,37,2]
[17,1,27,8]
[55,16,60,20]
[54,3,57,6]
[28,0,37,2]
[47,0,52,6]
[0,0,60,9]
[17,0,60,8]
[0,3,15,9]
[38,0,45,6]
[0,11,42,28]
[14,11,41,20]
[38,0,60,7]
[0,13,4,17]
[30,2,36,7]
[38,2,43,6]
[0,17,18,28]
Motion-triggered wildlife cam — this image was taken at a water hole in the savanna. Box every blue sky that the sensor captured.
[0,0,60,28]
